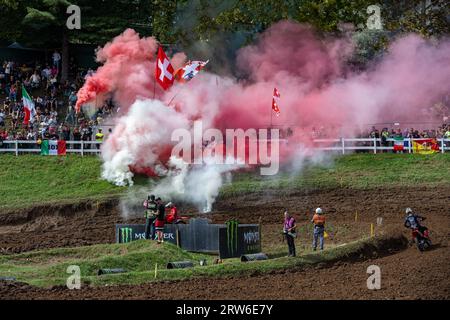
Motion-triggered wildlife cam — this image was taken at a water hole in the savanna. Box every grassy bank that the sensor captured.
[0,154,123,210]
[221,153,450,196]
[0,153,449,210]
[0,233,406,287]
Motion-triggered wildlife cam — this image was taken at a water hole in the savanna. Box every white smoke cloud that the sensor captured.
[101,98,191,186]
[150,156,243,213]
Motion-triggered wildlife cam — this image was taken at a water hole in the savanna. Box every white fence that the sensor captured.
[313,138,450,154]
[0,138,449,156]
[0,140,102,156]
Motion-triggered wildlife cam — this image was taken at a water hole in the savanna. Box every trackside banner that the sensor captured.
[218,219,261,259]
[40,140,66,155]
[115,224,178,244]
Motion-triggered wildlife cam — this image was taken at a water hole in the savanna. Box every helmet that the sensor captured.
[405,207,413,214]
[148,194,155,201]
[315,208,323,214]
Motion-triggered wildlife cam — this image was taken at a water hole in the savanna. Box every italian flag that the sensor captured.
[393,137,404,151]
[41,140,66,156]
[22,87,36,125]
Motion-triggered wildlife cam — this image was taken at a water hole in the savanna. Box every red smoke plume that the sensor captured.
[76,21,450,185]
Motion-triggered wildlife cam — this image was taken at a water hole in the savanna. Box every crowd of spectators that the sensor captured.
[0,55,115,146]
[367,125,450,140]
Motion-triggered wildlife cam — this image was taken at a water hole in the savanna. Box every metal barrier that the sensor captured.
[0,138,449,156]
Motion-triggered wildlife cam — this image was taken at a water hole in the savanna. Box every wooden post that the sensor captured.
[370,223,374,237]
[355,211,358,222]
[15,141,18,156]
[341,138,345,155]
[373,137,377,154]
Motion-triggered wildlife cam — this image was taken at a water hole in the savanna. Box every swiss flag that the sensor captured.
[272,87,280,116]
[155,47,174,90]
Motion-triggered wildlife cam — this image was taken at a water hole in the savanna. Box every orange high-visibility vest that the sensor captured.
[313,214,326,226]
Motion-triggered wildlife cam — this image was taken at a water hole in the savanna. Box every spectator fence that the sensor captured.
[0,140,102,156]
[313,137,449,154]
[0,138,449,156]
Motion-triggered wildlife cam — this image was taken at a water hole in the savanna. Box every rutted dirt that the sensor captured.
[0,186,449,299]
[1,232,448,300]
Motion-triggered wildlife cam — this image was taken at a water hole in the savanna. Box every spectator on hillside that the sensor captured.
[0,110,5,127]
[73,127,81,141]
[0,129,9,141]
[30,71,41,89]
[41,65,51,81]
[59,123,71,141]
[26,129,36,141]
[9,83,17,101]
[68,91,77,106]
[52,50,61,71]
[380,128,389,151]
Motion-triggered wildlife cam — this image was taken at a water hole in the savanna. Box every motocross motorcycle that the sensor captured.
[412,226,432,252]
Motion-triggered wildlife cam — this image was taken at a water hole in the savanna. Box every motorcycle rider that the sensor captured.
[143,194,158,240]
[404,207,428,243]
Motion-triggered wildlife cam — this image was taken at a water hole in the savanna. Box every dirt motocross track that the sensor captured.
[0,186,449,299]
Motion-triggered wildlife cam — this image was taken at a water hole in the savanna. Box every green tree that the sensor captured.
[0,0,181,79]
[22,0,74,81]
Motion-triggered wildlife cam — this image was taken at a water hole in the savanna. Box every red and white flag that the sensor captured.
[273,87,281,99]
[174,60,209,83]
[272,87,281,116]
[155,46,174,90]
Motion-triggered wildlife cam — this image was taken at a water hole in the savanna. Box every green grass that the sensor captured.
[0,154,123,210]
[0,240,212,287]
[0,235,398,288]
[0,153,449,210]
[220,153,450,196]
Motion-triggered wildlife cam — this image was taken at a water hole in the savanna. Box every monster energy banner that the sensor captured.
[218,219,261,259]
[115,224,178,244]
[115,219,260,256]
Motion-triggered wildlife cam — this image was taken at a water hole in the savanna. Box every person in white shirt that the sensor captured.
[30,72,41,88]
[53,51,61,69]
[0,111,5,126]
[41,66,51,80]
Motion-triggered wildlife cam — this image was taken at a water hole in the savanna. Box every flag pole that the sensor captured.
[270,108,273,128]
[153,46,159,100]
[167,89,180,106]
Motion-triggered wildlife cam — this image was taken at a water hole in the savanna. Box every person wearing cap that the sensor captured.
[283,211,297,257]
[143,194,157,240]
[311,208,326,251]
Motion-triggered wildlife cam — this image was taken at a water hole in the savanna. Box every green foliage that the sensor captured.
[23,7,59,28]
[382,0,450,37]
